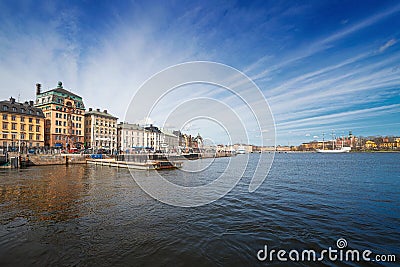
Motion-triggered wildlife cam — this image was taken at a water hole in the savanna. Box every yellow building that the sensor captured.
[35,82,85,149]
[365,140,377,149]
[0,97,45,151]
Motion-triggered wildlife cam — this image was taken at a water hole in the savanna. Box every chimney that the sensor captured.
[96,108,100,112]
[36,83,41,95]
[104,109,107,114]
[89,108,92,111]
[29,101,34,106]
[9,97,15,104]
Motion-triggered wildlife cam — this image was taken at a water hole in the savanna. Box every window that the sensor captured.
[36,111,40,116]
[36,125,40,132]
[36,119,40,124]
[11,115,16,121]
[2,133,7,139]
[2,114,7,120]
[20,116,25,122]
[11,123,17,130]
[2,105,8,111]
[20,124,25,131]
[36,134,40,141]
[28,110,32,114]
[63,129,66,134]
[21,108,25,113]
[2,122,8,130]
[12,107,17,112]
[29,118,33,123]
[20,133,25,140]
[29,125,33,131]
[29,133,33,140]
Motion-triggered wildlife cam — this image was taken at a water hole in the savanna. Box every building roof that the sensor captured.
[117,122,144,130]
[0,97,45,118]
[48,87,82,99]
[145,124,161,133]
[85,108,118,120]
[37,82,82,99]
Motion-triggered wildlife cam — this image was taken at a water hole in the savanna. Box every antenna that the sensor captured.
[17,93,20,102]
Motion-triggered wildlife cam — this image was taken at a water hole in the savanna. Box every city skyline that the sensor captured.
[0,1,399,145]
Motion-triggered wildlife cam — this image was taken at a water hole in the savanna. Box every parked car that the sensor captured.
[69,148,79,154]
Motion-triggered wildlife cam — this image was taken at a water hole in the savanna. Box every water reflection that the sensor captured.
[0,165,87,223]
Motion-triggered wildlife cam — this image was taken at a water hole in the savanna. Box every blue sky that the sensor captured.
[0,0,399,145]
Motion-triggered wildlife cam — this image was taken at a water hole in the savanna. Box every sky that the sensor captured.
[0,0,399,146]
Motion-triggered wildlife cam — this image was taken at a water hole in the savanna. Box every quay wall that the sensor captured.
[26,154,87,166]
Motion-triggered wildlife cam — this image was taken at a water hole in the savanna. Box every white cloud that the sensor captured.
[379,38,397,52]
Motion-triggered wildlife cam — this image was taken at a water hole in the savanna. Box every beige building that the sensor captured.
[85,108,118,152]
[35,82,85,149]
[1,97,45,151]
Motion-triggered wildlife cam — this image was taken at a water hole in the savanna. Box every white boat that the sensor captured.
[316,132,351,153]
[237,146,246,154]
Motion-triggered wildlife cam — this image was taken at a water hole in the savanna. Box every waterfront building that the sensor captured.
[35,82,85,149]
[117,122,147,152]
[160,129,179,153]
[144,124,162,151]
[233,144,253,153]
[0,97,45,151]
[84,108,118,152]
[173,130,185,148]
[117,123,164,153]
[365,140,377,149]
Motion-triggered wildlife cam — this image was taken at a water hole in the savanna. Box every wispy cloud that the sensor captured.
[379,38,397,52]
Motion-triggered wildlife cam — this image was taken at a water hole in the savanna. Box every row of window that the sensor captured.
[53,136,82,141]
[54,112,83,121]
[54,106,83,114]
[54,128,82,135]
[2,141,42,147]
[54,120,82,128]
[37,97,83,109]
[2,114,41,123]
[1,132,41,140]
[2,105,41,115]
[2,122,41,132]
[95,122,116,127]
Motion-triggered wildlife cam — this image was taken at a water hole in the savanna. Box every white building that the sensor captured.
[117,122,147,152]
[144,124,162,151]
[117,123,162,152]
[160,129,179,153]
[84,108,118,152]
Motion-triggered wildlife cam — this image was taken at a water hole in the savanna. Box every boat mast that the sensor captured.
[331,130,335,150]
[322,132,325,150]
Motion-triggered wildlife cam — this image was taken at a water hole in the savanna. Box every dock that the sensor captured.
[86,158,182,170]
